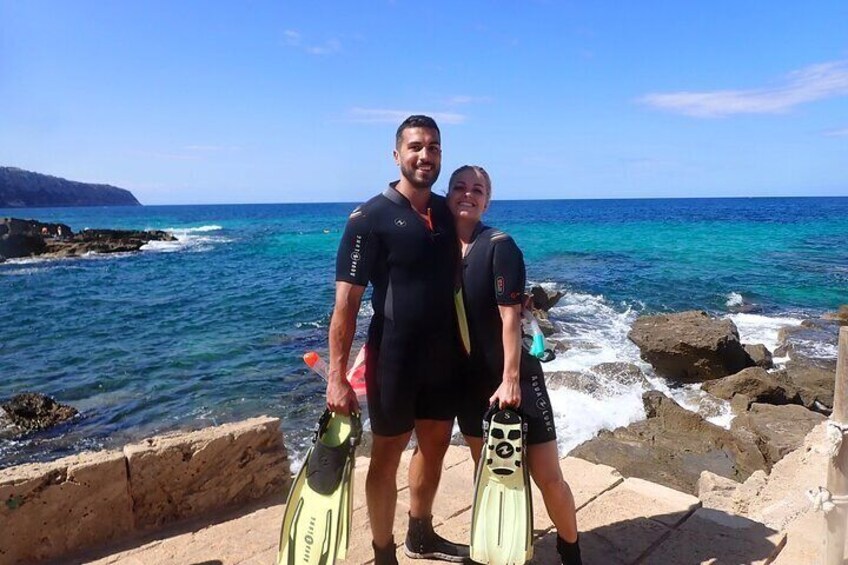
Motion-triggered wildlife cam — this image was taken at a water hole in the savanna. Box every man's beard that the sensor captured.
[401,162,440,190]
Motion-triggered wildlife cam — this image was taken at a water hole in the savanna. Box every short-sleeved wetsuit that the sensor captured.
[457,224,557,445]
[336,182,460,436]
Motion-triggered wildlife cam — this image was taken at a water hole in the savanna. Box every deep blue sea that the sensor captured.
[2,197,846,468]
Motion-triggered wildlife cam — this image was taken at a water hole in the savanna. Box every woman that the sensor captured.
[448,165,582,565]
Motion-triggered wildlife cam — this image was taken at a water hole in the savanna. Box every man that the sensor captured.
[328,115,467,564]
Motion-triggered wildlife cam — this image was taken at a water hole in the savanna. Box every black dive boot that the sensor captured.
[404,514,470,562]
[557,535,583,565]
[373,538,399,565]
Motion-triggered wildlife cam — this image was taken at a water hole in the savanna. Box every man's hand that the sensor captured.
[327,281,366,415]
[327,378,360,415]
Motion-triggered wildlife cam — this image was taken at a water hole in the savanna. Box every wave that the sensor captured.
[162,224,224,234]
[726,291,744,307]
[539,286,803,454]
[142,225,230,254]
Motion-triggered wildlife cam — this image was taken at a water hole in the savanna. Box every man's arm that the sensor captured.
[327,281,366,414]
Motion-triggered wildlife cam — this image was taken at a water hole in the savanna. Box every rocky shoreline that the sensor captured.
[0,217,175,262]
[565,305,846,495]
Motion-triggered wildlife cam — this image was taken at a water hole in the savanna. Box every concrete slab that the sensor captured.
[573,477,699,564]
[531,456,624,533]
[642,507,785,565]
[769,510,826,565]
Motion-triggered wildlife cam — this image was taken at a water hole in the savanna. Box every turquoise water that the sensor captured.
[2,197,846,467]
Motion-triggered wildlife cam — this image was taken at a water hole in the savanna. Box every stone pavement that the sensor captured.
[79,446,795,565]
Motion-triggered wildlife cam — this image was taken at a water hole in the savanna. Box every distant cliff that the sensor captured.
[0,167,141,207]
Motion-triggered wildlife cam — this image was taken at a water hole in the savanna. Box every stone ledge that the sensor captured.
[0,415,290,565]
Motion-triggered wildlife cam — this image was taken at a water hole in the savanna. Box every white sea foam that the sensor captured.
[725,312,803,353]
[726,291,744,308]
[143,225,230,253]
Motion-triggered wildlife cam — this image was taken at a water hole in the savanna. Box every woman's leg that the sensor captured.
[464,434,484,470]
[527,440,578,543]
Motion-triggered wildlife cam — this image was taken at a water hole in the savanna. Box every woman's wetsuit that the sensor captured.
[456,224,556,445]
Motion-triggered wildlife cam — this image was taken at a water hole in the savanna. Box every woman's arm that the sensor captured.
[489,303,522,409]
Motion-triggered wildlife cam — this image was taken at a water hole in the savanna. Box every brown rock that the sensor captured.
[529,285,564,312]
[776,361,835,413]
[0,450,133,565]
[731,404,825,469]
[124,416,289,530]
[546,371,598,394]
[744,344,774,369]
[701,367,800,408]
[628,311,754,383]
[822,305,848,325]
[569,392,767,494]
[590,362,650,389]
[1,392,79,433]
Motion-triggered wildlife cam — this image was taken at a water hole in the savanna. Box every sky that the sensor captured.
[1,1,847,205]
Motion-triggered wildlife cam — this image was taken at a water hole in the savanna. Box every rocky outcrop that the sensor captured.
[569,391,767,494]
[730,403,825,469]
[628,310,754,382]
[823,304,848,325]
[0,166,141,207]
[528,285,563,337]
[0,218,175,260]
[530,285,564,312]
[698,421,828,531]
[701,367,800,410]
[1,392,78,434]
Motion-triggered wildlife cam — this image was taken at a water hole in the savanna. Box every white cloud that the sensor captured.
[306,39,341,56]
[823,127,848,137]
[283,29,341,56]
[347,108,467,125]
[283,30,301,46]
[641,60,848,118]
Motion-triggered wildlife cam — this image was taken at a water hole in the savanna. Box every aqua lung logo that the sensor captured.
[394,218,407,227]
[495,442,514,458]
[349,235,363,277]
[303,515,317,560]
[531,374,555,434]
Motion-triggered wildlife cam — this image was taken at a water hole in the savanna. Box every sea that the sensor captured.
[2,196,846,469]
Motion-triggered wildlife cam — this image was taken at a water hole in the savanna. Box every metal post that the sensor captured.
[825,327,848,564]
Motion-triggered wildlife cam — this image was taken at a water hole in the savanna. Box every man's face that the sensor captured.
[393,127,441,190]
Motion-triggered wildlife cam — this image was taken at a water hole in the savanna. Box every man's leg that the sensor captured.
[368,430,413,549]
[404,419,469,562]
[408,418,453,518]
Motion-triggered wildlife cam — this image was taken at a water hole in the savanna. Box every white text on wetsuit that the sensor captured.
[349,235,363,278]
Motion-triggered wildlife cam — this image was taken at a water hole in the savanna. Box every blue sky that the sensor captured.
[1,1,846,205]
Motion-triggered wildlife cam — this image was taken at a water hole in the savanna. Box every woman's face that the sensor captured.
[447,168,489,222]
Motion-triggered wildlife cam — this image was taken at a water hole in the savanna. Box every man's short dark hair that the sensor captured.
[396,115,440,147]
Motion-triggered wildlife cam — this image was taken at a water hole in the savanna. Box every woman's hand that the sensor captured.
[489,377,521,410]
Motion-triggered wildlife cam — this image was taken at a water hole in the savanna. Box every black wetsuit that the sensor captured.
[457,224,557,445]
[336,182,460,436]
